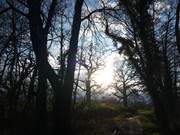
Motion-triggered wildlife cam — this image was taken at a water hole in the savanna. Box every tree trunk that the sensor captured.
[86,80,91,103]
[122,81,128,107]
[149,85,180,135]
[73,63,81,104]
[7,7,17,132]
[35,70,48,135]
[27,1,60,135]
[175,0,180,54]
[53,0,84,134]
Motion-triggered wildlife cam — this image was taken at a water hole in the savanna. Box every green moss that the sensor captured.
[135,110,159,135]
[72,103,160,135]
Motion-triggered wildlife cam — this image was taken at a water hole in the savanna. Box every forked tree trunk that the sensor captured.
[28,0,84,134]
[27,0,59,135]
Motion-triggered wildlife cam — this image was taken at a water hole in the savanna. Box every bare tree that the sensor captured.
[112,60,141,107]
[77,42,103,103]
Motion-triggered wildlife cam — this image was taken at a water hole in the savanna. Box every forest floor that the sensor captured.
[0,102,160,135]
[72,103,160,135]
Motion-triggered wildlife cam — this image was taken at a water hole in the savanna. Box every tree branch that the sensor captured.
[175,1,180,54]
[5,0,28,18]
[44,0,57,34]
[105,21,145,79]
[0,7,11,16]
[81,7,116,21]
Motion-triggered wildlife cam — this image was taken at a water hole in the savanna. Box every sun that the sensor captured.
[92,52,120,88]
[93,67,113,87]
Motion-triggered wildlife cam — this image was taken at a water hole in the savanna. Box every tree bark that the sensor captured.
[27,1,59,135]
[35,71,48,135]
[122,81,128,107]
[53,0,84,134]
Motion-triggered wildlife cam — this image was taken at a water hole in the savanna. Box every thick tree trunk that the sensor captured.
[28,1,48,135]
[149,86,180,135]
[35,71,48,135]
[27,1,60,135]
[53,0,84,134]
[28,0,84,134]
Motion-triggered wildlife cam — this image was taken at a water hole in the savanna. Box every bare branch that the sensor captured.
[44,0,58,34]
[5,0,28,18]
[0,7,11,16]
[81,7,116,22]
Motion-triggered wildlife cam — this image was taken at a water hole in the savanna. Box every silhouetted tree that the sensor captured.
[104,0,180,134]
[112,59,142,107]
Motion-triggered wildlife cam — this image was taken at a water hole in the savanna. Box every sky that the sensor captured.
[47,0,130,97]
[93,52,120,87]
[47,0,178,100]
